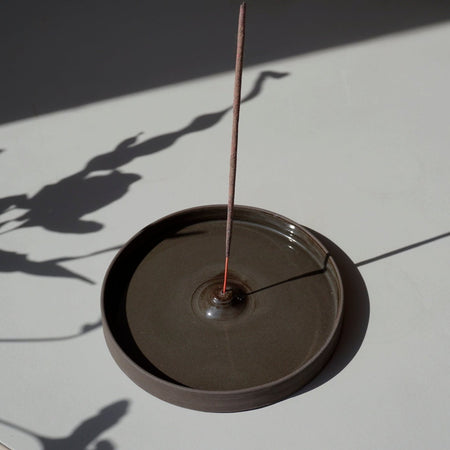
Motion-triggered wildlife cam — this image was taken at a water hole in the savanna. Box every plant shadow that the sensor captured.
[0,400,129,450]
[0,71,288,238]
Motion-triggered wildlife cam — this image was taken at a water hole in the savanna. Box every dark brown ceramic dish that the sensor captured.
[101,205,344,412]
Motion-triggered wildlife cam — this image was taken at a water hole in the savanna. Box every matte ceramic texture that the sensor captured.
[102,205,344,412]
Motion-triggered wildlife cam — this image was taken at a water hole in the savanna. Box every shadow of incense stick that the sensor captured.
[246,254,330,296]
[355,231,450,267]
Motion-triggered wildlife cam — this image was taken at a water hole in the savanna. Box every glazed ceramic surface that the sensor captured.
[102,205,343,411]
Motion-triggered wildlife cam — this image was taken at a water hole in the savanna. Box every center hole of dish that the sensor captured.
[191,277,249,321]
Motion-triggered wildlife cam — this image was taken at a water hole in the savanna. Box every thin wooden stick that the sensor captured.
[222,2,246,294]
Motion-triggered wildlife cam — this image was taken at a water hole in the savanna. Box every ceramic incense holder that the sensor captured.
[102,205,344,412]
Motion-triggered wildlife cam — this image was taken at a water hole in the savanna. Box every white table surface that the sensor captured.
[1,3,449,449]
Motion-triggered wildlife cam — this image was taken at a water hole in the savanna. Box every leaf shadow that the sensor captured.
[0,71,288,237]
[0,400,129,450]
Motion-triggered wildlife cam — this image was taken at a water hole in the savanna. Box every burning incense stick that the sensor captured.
[222,2,246,294]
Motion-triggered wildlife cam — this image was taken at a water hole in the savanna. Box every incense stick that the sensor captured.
[222,2,246,294]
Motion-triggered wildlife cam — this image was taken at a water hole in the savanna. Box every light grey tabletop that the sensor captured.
[1,2,449,449]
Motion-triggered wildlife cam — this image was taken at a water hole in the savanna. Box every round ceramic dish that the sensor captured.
[102,205,343,412]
